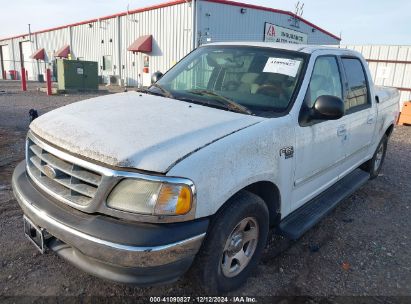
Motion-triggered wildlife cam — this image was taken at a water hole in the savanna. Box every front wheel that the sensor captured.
[361,135,388,179]
[191,191,269,293]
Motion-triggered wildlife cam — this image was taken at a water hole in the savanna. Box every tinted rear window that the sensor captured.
[341,58,369,111]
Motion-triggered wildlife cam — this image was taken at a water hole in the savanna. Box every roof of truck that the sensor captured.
[204,42,353,55]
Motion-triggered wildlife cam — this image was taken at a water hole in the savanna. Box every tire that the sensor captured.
[191,190,269,293]
[361,135,388,179]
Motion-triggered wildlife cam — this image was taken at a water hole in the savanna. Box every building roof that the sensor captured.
[0,0,340,42]
[206,0,340,41]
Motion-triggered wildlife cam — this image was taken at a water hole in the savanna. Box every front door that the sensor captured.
[292,55,349,210]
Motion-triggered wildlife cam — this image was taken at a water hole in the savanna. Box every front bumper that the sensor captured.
[12,161,208,285]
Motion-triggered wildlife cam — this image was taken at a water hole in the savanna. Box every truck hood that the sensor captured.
[30,92,264,173]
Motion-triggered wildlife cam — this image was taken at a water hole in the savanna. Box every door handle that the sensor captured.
[367,116,375,124]
[337,126,347,137]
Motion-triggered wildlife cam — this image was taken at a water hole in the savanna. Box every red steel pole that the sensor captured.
[21,67,27,91]
[46,68,52,96]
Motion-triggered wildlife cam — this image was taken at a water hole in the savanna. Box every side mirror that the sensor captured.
[312,95,345,120]
[151,71,163,84]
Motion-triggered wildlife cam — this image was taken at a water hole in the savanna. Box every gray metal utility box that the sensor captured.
[57,59,98,91]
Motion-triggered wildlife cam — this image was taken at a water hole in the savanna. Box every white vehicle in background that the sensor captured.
[13,42,399,292]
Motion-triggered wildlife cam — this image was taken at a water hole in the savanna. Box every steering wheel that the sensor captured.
[256,84,282,96]
[223,81,240,91]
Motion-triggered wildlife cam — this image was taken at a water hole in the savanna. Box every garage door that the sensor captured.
[1,45,14,79]
[21,41,37,81]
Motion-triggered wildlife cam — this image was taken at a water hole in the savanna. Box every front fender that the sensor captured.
[167,117,295,219]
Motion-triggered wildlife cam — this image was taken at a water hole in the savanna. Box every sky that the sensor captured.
[0,0,410,45]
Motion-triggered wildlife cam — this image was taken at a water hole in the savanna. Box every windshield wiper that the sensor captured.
[187,89,252,115]
[135,87,161,96]
[150,83,174,99]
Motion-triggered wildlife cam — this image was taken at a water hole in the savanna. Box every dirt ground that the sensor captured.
[0,80,410,299]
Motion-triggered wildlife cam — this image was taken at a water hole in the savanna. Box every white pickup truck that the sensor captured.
[12,42,399,292]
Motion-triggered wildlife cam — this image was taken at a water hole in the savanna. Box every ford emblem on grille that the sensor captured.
[43,164,57,179]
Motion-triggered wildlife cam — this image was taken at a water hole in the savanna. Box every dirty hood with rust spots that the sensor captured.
[30,91,264,173]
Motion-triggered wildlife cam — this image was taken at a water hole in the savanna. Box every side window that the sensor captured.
[171,56,213,90]
[341,58,369,112]
[306,56,342,107]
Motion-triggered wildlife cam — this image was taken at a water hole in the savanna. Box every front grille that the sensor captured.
[26,136,102,206]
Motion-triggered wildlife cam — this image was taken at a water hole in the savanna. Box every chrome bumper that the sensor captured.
[12,161,206,269]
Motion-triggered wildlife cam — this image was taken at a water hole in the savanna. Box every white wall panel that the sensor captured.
[6,36,36,80]
[197,1,340,46]
[120,2,193,86]
[71,18,119,82]
[35,28,70,62]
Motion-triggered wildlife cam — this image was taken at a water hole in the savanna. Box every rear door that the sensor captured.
[292,54,349,210]
[339,57,377,174]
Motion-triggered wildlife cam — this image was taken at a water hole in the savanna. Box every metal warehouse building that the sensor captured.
[343,45,411,109]
[0,0,340,87]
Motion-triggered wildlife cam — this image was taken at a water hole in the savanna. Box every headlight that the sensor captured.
[107,178,193,216]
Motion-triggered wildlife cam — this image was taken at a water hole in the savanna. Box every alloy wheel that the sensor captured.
[221,217,259,278]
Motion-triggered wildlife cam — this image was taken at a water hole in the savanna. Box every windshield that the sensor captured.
[150,46,307,116]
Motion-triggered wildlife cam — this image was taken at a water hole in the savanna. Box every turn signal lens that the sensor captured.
[176,186,191,214]
[155,184,192,215]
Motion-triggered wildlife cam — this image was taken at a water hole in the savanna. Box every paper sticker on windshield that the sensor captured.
[263,58,301,77]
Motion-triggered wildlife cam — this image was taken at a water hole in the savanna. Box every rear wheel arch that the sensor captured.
[385,124,394,137]
[361,134,388,178]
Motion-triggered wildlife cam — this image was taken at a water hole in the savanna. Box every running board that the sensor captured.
[279,169,370,240]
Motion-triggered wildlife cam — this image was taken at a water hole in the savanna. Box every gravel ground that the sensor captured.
[0,80,410,299]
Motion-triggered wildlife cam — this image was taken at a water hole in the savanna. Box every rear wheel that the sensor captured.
[192,191,269,293]
[361,135,388,179]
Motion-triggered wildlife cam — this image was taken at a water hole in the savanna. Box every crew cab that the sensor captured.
[12,42,399,292]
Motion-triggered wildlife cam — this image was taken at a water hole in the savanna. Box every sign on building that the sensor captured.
[264,22,308,44]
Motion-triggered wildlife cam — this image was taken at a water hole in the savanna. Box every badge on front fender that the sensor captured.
[280,146,294,159]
